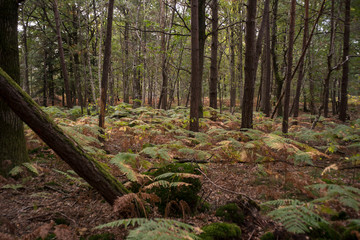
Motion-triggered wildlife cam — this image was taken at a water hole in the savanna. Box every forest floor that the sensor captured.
[0,101,359,240]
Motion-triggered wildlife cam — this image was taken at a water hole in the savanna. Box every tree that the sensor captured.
[190,0,200,132]
[99,0,115,131]
[282,0,296,134]
[0,68,129,204]
[260,0,271,116]
[241,0,257,129]
[339,0,351,122]
[292,0,309,119]
[53,0,72,108]
[0,0,29,176]
[209,0,218,109]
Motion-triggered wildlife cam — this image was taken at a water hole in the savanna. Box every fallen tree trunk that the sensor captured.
[0,67,129,204]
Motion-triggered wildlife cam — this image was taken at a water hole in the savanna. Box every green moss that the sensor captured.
[200,222,242,240]
[88,233,115,240]
[148,163,201,215]
[215,203,244,225]
[260,232,275,240]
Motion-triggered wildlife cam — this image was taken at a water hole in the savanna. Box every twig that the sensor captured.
[197,168,255,202]
[248,229,256,240]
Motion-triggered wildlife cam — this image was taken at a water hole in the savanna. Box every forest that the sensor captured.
[0,0,359,239]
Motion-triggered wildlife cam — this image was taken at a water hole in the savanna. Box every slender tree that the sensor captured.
[292,0,309,119]
[260,0,271,116]
[99,0,115,131]
[241,0,257,129]
[282,0,296,133]
[190,0,200,132]
[0,0,29,176]
[209,0,218,109]
[53,0,72,108]
[339,0,351,121]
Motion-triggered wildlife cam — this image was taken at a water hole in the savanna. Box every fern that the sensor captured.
[53,169,88,186]
[110,157,138,182]
[23,162,39,176]
[141,147,171,161]
[95,218,200,240]
[307,184,360,211]
[1,184,25,190]
[293,151,313,166]
[262,199,328,234]
[9,166,24,177]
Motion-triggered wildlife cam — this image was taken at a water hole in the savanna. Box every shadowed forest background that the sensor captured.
[0,0,360,239]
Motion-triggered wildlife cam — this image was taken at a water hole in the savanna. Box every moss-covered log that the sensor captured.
[0,67,129,204]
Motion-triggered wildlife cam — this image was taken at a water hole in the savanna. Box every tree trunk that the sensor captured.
[99,0,115,131]
[198,0,206,118]
[282,0,296,133]
[339,0,350,122]
[43,46,48,107]
[229,25,236,113]
[271,0,284,117]
[241,0,257,129]
[323,0,336,118]
[209,0,218,109]
[123,17,130,103]
[158,0,168,110]
[292,0,309,119]
[260,0,271,116]
[53,0,72,108]
[190,0,200,132]
[0,0,29,176]
[0,69,129,203]
[21,5,30,94]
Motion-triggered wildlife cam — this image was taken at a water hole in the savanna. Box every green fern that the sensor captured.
[1,184,25,190]
[293,151,313,166]
[23,162,39,176]
[8,166,24,177]
[141,147,171,161]
[307,184,360,211]
[110,155,138,182]
[53,169,88,186]
[262,199,328,234]
[95,218,200,240]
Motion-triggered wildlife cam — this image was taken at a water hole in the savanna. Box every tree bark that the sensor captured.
[209,0,218,109]
[229,25,236,114]
[292,0,309,119]
[0,68,129,203]
[282,0,296,133]
[0,0,29,176]
[99,0,115,131]
[260,0,271,116]
[53,0,72,108]
[339,0,350,122]
[190,0,200,132]
[158,0,168,110]
[122,15,130,104]
[241,0,257,129]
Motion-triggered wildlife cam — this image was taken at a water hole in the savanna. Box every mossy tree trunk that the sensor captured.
[0,0,29,176]
[0,69,130,204]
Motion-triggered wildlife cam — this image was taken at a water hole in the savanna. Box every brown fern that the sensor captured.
[165,200,180,218]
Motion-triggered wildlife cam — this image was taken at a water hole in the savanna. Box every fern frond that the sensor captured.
[9,166,24,177]
[95,218,199,240]
[23,162,39,176]
[111,155,138,182]
[264,199,327,234]
[307,184,360,211]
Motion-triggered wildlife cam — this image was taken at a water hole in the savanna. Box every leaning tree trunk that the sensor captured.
[0,0,29,176]
[339,0,351,122]
[0,68,129,204]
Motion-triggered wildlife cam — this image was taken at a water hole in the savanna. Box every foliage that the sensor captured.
[262,199,328,234]
[215,203,244,225]
[200,222,242,240]
[147,163,202,215]
[95,218,200,240]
